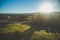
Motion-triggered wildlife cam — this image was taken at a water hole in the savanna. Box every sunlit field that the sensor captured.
[0,12,60,40]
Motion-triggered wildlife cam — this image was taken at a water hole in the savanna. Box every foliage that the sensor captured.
[31,30,60,40]
[1,23,30,33]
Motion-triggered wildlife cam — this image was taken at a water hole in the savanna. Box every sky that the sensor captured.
[0,0,60,13]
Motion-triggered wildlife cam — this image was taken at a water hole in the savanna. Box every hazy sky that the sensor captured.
[0,0,60,13]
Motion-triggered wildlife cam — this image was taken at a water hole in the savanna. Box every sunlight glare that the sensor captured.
[38,2,55,14]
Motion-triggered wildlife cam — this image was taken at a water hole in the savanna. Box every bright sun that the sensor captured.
[38,2,54,13]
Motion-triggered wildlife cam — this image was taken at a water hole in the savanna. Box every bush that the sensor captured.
[31,30,60,40]
[1,23,30,33]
